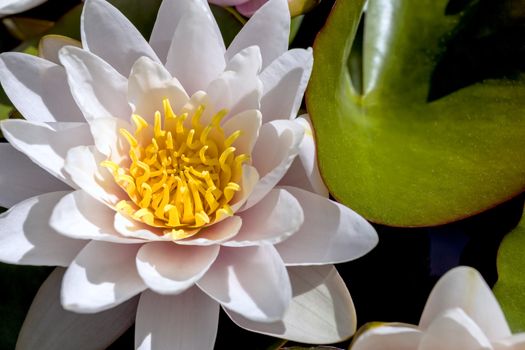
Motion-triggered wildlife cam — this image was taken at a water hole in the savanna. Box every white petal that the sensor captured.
[128,56,189,123]
[419,308,493,350]
[176,216,242,246]
[64,145,124,206]
[260,49,313,123]
[242,119,304,209]
[59,46,131,122]
[17,268,138,350]
[231,164,260,212]
[1,120,92,188]
[226,265,357,344]
[206,46,262,118]
[0,52,83,122]
[50,190,143,243]
[420,266,511,340]
[114,213,173,241]
[222,109,261,155]
[62,241,147,313]
[276,186,378,265]
[135,288,219,350]
[0,192,87,266]
[0,143,69,208]
[493,334,525,350]
[136,242,219,295]
[351,324,422,350]
[149,0,224,63]
[0,0,46,16]
[226,0,290,69]
[39,35,82,65]
[279,115,329,197]
[81,0,160,76]
[88,117,132,165]
[223,188,303,247]
[165,0,226,95]
[197,244,291,322]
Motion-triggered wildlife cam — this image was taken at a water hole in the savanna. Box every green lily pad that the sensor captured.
[494,206,525,332]
[307,0,525,226]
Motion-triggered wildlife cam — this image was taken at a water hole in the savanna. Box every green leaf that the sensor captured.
[307,0,525,226]
[494,207,525,332]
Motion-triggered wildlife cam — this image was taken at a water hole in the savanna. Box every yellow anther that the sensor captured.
[120,128,138,148]
[101,160,119,175]
[132,114,149,134]
[224,130,242,148]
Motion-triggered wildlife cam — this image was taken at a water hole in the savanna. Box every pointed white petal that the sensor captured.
[419,308,492,350]
[230,164,260,212]
[136,242,219,295]
[242,119,304,209]
[0,0,47,16]
[87,117,132,165]
[276,186,378,265]
[222,109,261,155]
[176,216,242,246]
[206,46,262,118]
[0,143,69,208]
[50,190,143,243]
[420,266,511,340]
[39,35,82,65]
[351,324,422,350]
[260,49,313,123]
[114,213,173,241]
[135,288,219,350]
[1,120,92,188]
[226,265,357,344]
[81,0,159,76]
[226,0,290,68]
[150,0,224,62]
[128,56,189,123]
[165,0,226,95]
[0,52,83,122]
[224,188,303,247]
[0,192,87,266]
[59,46,131,122]
[198,244,291,322]
[64,145,124,206]
[493,334,525,350]
[62,241,146,313]
[17,268,138,350]
[279,116,329,196]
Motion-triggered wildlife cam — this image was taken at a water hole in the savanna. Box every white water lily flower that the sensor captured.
[351,266,525,350]
[0,0,378,348]
[0,0,47,16]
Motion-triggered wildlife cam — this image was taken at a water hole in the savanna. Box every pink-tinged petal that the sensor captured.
[61,241,146,313]
[1,120,92,188]
[231,164,260,212]
[226,265,357,344]
[242,119,304,209]
[0,0,47,16]
[351,324,422,350]
[0,143,70,208]
[176,216,242,246]
[279,115,329,197]
[64,145,124,206]
[59,46,131,122]
[209,0,247,6]
[493,334,525,350]
[81,0,159,76]
[235,0,269,17]
[0,192,87,266]
[226,0,290,69]
[50,190,143,244]
[198,244,291,322]
[114,213,174,241]
[135,288,219,350]
[149,0,224,63]
[224,188,303,247]
[39,35,82,65]
[419,308,492,350]
[419,266,511,340]
[128,56,189,123]
[88,117,132,165]
[222,109,261,155]
[136,242,219,295]
[0,52,83,122]
[206,46,263,118]
[165,0,226,95]
[276,186,378,265]
[17,268,138,350]
[260,49,313,123]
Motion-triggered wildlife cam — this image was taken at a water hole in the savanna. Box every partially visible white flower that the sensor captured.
[351,266,525,350]
[0,0,47,17]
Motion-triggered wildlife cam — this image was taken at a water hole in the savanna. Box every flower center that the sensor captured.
[102,98,248,234]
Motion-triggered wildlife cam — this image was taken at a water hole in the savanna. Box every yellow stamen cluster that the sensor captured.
[102,98,248,233]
